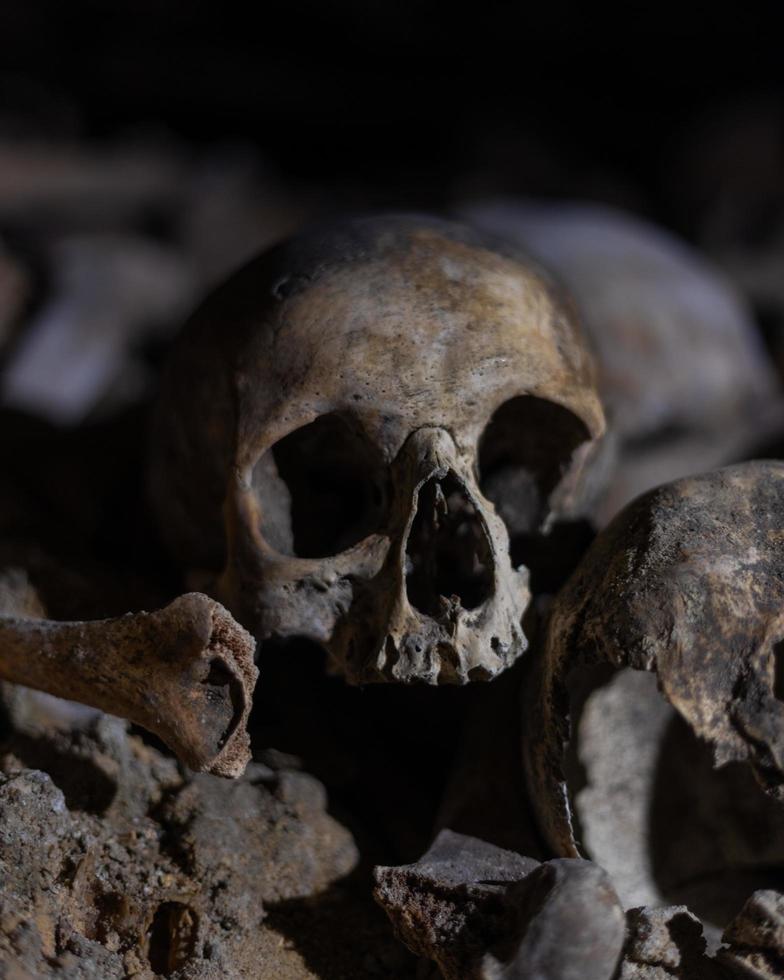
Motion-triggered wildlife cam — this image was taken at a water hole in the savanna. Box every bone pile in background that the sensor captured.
[2,122,784,980]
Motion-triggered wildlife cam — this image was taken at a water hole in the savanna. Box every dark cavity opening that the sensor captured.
[200,657,243,753]
[7,733,116,814]
[478,395,590,538]
[773,639,784,702]
[148,902,198,976]
[252,412,388,559]
[405,473,493,618]
[511,518,596,596]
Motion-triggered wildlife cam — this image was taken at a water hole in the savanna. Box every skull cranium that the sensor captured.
[149,214,605,684]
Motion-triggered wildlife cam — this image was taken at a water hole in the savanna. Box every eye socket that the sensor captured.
[252,413,388,559]
[478,395,590,537]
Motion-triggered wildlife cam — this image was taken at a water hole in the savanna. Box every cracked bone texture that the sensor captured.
[0,714,384,980]
[150,213,605,685]
[373,829,625,980]
[719,890,784,978]
[462,201,783,523]
[0,589,258,777]
[524,461,784,946]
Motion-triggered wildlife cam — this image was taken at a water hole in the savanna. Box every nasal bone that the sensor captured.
[404,459,495,619]
[404,426,460,481]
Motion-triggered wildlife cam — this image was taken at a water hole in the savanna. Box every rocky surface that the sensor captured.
[374,830,625,979]
[719,890,784,979]
[0,706,411,979]
[617,906,720,979]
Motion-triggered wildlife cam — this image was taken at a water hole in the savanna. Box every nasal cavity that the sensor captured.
[405,473,494,619]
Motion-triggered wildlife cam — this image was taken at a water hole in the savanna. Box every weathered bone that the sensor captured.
[150,213,605,685]
[525,461,784,857]
[524,461,784,946]
[463,200,784,525]
[0,591,257,777]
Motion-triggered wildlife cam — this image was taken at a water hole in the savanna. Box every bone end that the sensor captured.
[163,593,258,778]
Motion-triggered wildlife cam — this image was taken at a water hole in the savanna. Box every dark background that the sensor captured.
[2,2,782,558]
[3,2,782,228]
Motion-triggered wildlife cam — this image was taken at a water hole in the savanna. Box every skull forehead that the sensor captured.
[235,217,602,467]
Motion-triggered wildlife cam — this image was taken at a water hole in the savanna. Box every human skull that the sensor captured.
[524,461,784,938]
[149,214,605,684]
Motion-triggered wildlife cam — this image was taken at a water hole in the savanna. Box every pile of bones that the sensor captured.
[2,210,784,980]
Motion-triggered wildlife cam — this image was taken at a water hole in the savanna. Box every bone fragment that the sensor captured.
[0,592,257,777]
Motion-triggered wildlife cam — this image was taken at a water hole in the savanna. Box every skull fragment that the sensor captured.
[150,214,605,684]
[525,461,784,941]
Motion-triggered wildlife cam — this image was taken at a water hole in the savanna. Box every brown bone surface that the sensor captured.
[462,199,784,529]
[150,213,605,685]
[526,461,784,852]
[0,589,258,777]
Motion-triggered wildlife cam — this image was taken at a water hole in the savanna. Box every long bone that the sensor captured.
[0,587,257,777]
